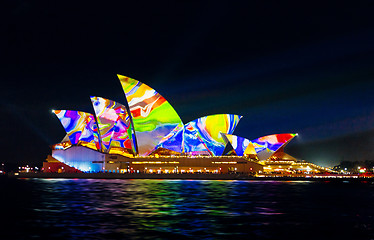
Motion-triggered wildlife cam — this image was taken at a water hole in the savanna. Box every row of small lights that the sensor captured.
[19,165,39,171]
[104,166,234,174]
[135,155,246,159]
[263,160,331,171]
[143,167,227,174]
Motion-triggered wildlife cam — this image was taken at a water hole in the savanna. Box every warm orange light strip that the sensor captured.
[212,161,237,164]
[131,161,180,164]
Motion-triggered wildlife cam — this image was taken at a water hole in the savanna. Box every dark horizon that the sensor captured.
[2,1,374,167]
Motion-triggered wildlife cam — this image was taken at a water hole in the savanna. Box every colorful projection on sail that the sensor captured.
[222,134,250,156]
[222,134,257,157]
[251,133,296,160]
[157,122,211,154]
[189,114,242,156]
[80,114,101,150]
[184,121,212,154]
[158,114,242,156]
[118,75,183,156]
[156,124,185,153]
[53,110,100,150]
[90,96,135,154]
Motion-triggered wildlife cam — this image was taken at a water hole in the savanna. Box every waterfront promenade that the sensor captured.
[6,172,374,181]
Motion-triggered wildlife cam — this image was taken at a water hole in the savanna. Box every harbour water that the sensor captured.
[1,178,374,239]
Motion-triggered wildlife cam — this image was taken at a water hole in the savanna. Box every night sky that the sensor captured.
[1,1,374,167]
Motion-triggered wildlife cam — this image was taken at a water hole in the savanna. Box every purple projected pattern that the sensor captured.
[187,114,242,156]
[90,96,135,153]
[111,109,136,154]
[183,122,212,154]
[251,133,297,160]
[157,114,242,156]
[156,124,185,153]
[79,114,101,150]
[222,134,251,156]
[53,110,100,150]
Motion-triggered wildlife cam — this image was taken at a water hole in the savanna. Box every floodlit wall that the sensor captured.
[51,145,263,174]
[52,146,105,172]
[118,75,183,156]
[127,156,263,174]
[43,161,82,173]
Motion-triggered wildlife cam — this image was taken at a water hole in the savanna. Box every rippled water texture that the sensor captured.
[1,178,374,239]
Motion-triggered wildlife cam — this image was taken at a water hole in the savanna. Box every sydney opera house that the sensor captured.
[44,75,328,175]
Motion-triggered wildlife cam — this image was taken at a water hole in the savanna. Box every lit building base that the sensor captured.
[47,146,263,174]
[260,160,333,174]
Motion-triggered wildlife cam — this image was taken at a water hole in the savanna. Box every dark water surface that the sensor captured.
[1,178,374,239]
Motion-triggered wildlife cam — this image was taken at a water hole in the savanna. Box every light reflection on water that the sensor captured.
[1,179,374,239]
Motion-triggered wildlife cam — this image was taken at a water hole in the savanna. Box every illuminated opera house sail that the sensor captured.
[46,74,316,174]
